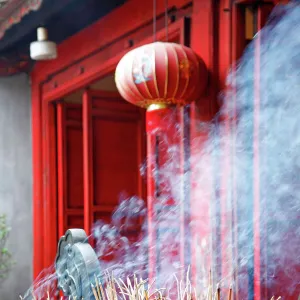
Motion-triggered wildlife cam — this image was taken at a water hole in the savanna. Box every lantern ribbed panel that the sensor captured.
[115,42,207,108]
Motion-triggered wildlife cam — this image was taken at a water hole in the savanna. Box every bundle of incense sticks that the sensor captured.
[90,273,227,300]
[88,274,281,300]
[20,276,282,300]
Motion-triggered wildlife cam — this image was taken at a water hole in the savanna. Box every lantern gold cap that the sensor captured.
[147,103,168,111]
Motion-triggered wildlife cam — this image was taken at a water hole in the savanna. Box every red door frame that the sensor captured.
[82,90,93,236]
[31,0,195,278]
[57,102,83,238]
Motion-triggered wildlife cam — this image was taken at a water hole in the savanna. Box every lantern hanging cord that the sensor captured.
[165,0,168,42]
[153,0,157,42]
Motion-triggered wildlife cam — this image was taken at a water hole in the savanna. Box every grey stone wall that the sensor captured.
[0,74,32,299]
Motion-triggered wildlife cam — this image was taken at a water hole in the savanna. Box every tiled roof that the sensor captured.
[0,0,43,40]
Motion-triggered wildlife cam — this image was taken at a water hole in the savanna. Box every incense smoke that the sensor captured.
[92,2,300,298]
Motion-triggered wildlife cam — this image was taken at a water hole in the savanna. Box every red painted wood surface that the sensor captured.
[82,91,93,236]
[215,3,295,299]
[57,102,65,237]
[57,103,84,236]
[231,4,245,297]
[254,4,300,299]
[253,5,273,300]
[190,0,218,288]
[31,76,44,279]
[216,2,275,298]
[42,18,191,103]
[218,0,233,290]
[141,17,197,285]
[83,90,146,236]
[146,107,187,285]
[253,20,262,300]
[41,100,58,269]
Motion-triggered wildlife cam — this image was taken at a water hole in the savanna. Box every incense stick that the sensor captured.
[228,286,232,300]
[216,285,220,300]
[92,284,100,300]
[95,275,102,300]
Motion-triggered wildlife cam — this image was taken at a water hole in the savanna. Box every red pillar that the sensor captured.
[146,105,188,285]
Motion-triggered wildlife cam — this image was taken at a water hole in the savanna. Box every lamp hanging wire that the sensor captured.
[153,0,157,42]
[165,0,168,42]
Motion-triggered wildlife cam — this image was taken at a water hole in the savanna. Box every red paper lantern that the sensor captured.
[115,42,207,110]
[115,43,208,282]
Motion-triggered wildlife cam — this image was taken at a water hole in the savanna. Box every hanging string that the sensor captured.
[165,0,168,42]
[153,0,157,42]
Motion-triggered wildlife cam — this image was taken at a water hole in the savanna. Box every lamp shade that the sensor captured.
[115,42,207,109]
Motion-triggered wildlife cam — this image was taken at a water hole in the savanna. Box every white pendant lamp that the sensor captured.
[30,27,57,60]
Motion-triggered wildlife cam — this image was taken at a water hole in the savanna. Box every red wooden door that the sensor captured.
[82,89,146,236]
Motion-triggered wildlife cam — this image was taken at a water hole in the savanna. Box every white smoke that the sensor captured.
[93,2,300,298]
